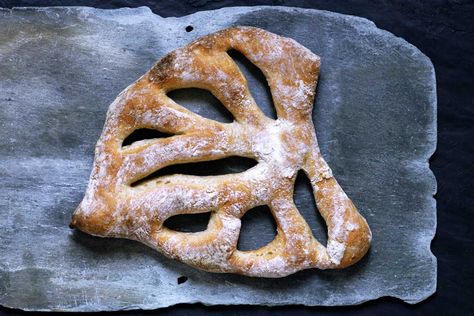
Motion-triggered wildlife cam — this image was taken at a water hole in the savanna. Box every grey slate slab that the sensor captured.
[0,6,437,311]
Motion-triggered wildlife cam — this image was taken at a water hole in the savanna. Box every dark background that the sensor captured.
[1,0,473,315]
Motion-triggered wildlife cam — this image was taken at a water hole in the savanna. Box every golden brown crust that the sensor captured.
[70,26,371,277]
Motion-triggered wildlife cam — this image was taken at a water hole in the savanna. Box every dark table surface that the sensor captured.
[1,0,473,315]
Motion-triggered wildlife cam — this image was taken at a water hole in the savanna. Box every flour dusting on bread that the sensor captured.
[70,26,371,277]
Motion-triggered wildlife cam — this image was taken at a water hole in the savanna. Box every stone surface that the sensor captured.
[0,6,437,311]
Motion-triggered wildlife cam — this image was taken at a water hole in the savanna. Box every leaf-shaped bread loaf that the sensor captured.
[70,26,371,277]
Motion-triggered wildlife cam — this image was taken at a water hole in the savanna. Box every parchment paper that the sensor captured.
[0,6,437,311]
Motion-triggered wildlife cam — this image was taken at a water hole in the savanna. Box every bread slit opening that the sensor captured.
[167,88,234,123]
[122,128,173,148]
[237,205,277,251]
[294,170,328,246]
[164,212,211,233]
[227,49,277,120]
[130,156,258,187]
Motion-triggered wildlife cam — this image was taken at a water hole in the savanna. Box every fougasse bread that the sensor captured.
[70,26,371,277]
